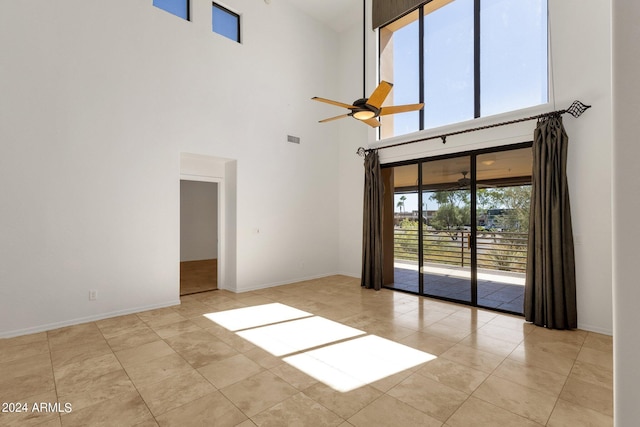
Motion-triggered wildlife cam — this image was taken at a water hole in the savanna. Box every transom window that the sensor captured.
[379,0,548,139]
[153,0,189,20]
[212,3,241,43]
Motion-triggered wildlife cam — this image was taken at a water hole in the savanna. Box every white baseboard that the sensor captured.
[0,299,181,339]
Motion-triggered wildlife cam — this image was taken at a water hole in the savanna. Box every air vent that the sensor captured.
[287,135,300,144]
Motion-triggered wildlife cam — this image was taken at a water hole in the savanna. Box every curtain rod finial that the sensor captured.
[566,101,591,118]
[357,147,367,157]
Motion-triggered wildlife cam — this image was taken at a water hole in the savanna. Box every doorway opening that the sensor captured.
[180,180,219,295]
[383,143,532,315]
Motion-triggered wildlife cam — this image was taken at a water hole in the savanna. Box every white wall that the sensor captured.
[180,181,218,262]
[612,0,640,424]
[0,0,342,337]
[338,0,614,335]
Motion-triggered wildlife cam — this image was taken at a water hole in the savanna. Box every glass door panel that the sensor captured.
[476,148,532,313]
[421,156,472,303]
[390,164,420,293]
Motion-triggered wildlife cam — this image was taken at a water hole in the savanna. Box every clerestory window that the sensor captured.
[153,0,189,20]
[212,3,241,43]
[379,0,548,139]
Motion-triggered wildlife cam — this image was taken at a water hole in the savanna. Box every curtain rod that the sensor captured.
[356,100,590,156]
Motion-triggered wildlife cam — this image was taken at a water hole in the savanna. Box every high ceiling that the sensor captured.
[284,0,361,33]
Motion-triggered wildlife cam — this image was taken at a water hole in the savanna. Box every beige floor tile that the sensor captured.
[198,353,264,389]
[508,343,575,376]
[123,352,193,388]
[251,392,343,427]
[150,319,203,339]
[486,314,536,334]
[59,390,155,426]
[50,339,113,369]
[0,352,52,381]
[220,371,298,417]
[0,332,47,349]
[115,340,176,368]
[243,347,284,369]
[47,323,105,350]
[397,331,457,356]
[136,307,186,327]
[0,340,50,364]
[559,376,613,417]
[209,328,258,353]
[570,359,613,389]
[0,367,56,402]
[459,332,520,357]
[302,382,383,419]
[577,346,613,371]
[582,332,613,352]
[137,370,215,416]
[547,399,613,427]
[368,367,415,393]
[57,369,136,412]
[472,375,557,424]
[522,332,582,360]
[95,314,147,338]
[269,362,318,390]
[527,326,587,344]
[447,307,498,325]
[53,353,123,394]
[388,372,468,421]
[0,390,60,427]
[347,394,441,427]
[417,357,488,394]
[492,358,568,397]
[475,322,528,344]
[170,300,215,318]
[0,278,615,427]
[440,343,505,373]
[446,396,543,427]
[164,330,238,368]
[103,324,161,352]
[421,322,472,342]
[155,391,247,427]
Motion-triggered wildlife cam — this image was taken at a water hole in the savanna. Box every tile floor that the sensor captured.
[0,275,613,426]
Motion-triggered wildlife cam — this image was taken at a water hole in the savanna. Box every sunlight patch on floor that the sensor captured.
[284,335,437,392]
[203,303,312,331]
[236,316,365,357]
[203,303,437,392]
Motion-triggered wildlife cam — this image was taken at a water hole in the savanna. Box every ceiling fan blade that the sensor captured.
[362,118,381,128]
[366,81,393,109]
[312,97,356,110]
[379,103,425,116]
[319,114,350,123]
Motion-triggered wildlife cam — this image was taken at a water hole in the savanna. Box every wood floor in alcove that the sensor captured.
[180,259,217,295]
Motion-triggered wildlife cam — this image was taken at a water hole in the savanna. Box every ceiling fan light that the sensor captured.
[353,110,376,120]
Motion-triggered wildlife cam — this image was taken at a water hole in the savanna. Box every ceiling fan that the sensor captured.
[311,0,424,128]
[312,82,424,128]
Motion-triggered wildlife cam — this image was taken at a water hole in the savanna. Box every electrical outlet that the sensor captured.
[89,290,97,301]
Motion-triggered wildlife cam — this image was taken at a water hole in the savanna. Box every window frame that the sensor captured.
[378,0,548,139]
[153,0,190,21]
[212,2,241,43]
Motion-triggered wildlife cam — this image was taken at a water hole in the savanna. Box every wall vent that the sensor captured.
[287,135,300,144]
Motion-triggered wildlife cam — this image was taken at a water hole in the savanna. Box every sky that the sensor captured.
[385,0,548,137]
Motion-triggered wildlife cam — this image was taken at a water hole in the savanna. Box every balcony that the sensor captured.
[391,228,527,313]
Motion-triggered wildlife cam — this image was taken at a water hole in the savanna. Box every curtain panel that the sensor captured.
[524,116,578,329]
[361,150,384,290]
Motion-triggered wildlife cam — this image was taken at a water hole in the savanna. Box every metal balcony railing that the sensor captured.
[394,228,528,273]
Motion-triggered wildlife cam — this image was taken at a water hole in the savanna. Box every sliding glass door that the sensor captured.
[384,144,532,315]
[421,156,472,303]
